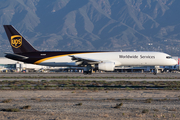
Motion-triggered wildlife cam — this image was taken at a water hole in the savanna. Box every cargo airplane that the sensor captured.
[3,25,177,74]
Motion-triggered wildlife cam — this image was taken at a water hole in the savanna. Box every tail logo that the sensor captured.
[11,35,22,48]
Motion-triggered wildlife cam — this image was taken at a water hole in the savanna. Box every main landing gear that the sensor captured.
[83,64,92,75]
[153,71,157,75]
[83,71,92,75]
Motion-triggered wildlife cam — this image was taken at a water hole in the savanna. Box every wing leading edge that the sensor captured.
[69,55,100,65]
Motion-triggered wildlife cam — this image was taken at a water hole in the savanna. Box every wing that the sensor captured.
[69,55,101,65]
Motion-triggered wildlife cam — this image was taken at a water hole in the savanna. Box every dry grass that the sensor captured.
[71,91,76,93]
[1,108,20,112]
[1,80,180,90]
[22,105,31,109]
[75,103,82,106]
[99,114,109,117]
[2,99,13,103]
[153,109,159,112]
[135,113,142,117]
[31,98,41,102]
[168,108,176,111]
[145,98,153,103]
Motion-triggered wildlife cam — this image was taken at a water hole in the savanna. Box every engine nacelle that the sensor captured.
[96,62,115,71]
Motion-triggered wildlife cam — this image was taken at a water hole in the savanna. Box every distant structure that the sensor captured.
[0,57,48,72]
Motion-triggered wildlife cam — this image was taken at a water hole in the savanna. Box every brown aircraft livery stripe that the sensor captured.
[19,51,109,65]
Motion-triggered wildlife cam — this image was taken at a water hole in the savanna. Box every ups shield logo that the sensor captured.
[11,35,22,48]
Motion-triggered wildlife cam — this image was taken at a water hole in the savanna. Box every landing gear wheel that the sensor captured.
[83,71,92,75]
[88,71,92,75]
[83,71,88,75]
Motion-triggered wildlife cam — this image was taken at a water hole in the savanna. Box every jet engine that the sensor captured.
[95,62,115,71]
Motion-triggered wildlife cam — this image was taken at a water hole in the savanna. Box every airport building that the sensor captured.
[0,57,49,72]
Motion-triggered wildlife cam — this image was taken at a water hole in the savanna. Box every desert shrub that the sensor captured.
[113,103,123,109]
[142,109,149,113]
[168,108,176,111]
[82,87,88,90]
[153,109,159,112]
[75,103,82,106]
[22,105,31,109]
[145,98,153,103]
[2,99,13,103]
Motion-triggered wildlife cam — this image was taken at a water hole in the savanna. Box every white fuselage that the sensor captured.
[37,52,177,67]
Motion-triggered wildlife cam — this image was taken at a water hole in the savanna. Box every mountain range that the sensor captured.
[0,0,180,56]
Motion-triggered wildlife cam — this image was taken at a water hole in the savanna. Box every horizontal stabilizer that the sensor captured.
[5,53,28,61]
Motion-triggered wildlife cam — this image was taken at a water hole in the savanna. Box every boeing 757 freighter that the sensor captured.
[3,25,177,74]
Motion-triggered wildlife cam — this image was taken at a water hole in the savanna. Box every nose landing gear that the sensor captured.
[153,66,159,75]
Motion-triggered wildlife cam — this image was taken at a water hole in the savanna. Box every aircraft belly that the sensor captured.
[42,56,72,63]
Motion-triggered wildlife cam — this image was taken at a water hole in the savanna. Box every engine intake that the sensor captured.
[96,62,115,71]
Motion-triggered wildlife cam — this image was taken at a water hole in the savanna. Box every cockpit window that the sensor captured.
[166,56,172,59]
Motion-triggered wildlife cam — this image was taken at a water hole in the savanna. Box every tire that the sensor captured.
[83,71,87,75]
[88,71,92,75]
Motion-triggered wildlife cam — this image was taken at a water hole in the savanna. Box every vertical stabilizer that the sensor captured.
[3,25,38,54]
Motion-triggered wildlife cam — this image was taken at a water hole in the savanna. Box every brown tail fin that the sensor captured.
[3,25,38,54]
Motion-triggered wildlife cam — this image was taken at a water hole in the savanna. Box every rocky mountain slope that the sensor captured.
[0,0,180,56]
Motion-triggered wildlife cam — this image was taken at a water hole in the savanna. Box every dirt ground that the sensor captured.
[0,90,180,120]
